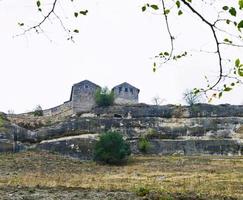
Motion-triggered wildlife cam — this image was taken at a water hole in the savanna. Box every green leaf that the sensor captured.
[153,62,156,72]
[18,22,24,26]
[73,29,79,33]
[229,7,237,16]
[219,92,223,98]
[224,87,232,92]
[150,5,159,10]
[178,10,183,15]
[223,38,232,43]
[164,9,170,15]
[238,68,243,76]
[80,10,88,15]
[238,20,243,29]
[142,6,146,12]
[193,89,200,95]
[36,0,41,7]
[222,6,229,10]
[235,58,240,67]
[74,12,78,17]
[187,0,192,2]
[226,19,230,24]
[222,6,229,11]
[239,0,243,9]
[164,52,169,56]
[176,1,180,8]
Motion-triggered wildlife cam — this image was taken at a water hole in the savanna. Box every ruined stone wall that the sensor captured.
[8,101,73,121]
[113,84,139,105]
[71,82,98,113]
[7,102,73,130]
[43,101,72,117]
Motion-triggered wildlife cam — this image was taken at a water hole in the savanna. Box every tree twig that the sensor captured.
[160,0,174,65]
[180,0,223,91]
[17,0,58,36]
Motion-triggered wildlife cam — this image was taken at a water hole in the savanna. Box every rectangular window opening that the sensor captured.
[119,87,122,93]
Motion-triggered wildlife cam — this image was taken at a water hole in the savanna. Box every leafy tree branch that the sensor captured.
[17,0,58,35]
[147,0,243,100]
[17,0,88,41]
[16,0,243,100]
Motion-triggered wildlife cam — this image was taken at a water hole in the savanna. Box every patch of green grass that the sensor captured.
[135,186,150,197]
[138,137,152,153]
[0,114,8,132]
[0,119,3,127]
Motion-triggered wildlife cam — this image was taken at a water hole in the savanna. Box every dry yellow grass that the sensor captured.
[236,125,243,139]
[0,151,243,199]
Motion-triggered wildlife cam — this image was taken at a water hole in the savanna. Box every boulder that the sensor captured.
[37,134,98,160]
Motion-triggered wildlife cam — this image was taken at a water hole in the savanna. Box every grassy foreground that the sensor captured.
[0,151,243,200]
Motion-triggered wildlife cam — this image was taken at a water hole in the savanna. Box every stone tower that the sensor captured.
[70,80,101,113]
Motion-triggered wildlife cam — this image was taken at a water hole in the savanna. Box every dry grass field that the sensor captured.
[0,151,243,199]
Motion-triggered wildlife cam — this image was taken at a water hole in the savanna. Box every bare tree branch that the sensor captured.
[17,0,58,36]
[160,0,174,65]
[180,0,223,91]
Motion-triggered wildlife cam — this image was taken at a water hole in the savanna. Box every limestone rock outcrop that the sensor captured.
[1,104,243,159]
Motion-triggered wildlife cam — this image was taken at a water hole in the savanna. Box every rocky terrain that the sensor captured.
[1,104,243,199]
[1,104,243,158]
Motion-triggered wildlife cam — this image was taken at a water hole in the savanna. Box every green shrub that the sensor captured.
[0,113,8,127]
[95,87,114,107]
[33,105,43,116]
[135,186,150,197]
[0,115,4,127]
[138,137,151,154]
[0,113,8,132]
[144,128,158,139]
[94,131,131,165]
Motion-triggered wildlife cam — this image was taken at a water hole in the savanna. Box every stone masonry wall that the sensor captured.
[71,82,99,113]
[43,101,72,117]
[113,83,139,105]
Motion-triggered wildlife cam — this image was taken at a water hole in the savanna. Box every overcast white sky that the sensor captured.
[0,0,243,113]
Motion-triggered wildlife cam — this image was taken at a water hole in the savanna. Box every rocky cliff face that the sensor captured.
[2,104,243,159]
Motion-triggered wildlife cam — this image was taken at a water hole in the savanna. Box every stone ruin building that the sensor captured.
[70,80,101,113]
[112,82,140,105]
[42,80,140,116]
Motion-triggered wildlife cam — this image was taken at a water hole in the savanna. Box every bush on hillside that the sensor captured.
[95,87,114,107]
[0,113,5,127]
[138,137,152,154]
[94,131,131,165]
[33,105,43,116]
